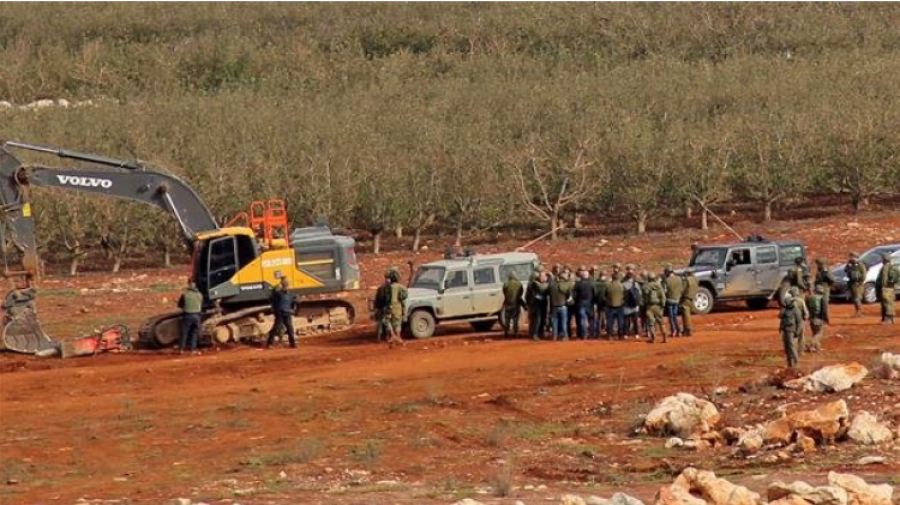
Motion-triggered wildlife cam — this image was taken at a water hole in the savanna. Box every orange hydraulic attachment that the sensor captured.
[226,199,289,247]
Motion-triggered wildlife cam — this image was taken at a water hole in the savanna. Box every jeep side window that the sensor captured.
[779,245,803,267]
[473,267,496,286]
[756,246,777,264]
[500,263,533,283]
[729,249,751,266]
[445,270,468,290]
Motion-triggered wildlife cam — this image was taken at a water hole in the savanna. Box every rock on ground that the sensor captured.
[763,400,850,445]
[827,472,894,505]
[877,352,900,379]
[661,467,761,505]
[560,495,587,505]
[643,393,721,438]
[588,493,645,505]
[452,499,486,505]
[784,363,868,393]
[767,480,849,505]
[846,411,894,445]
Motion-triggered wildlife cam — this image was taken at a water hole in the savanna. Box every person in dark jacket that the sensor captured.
[605,272,625,339]
[573,269,595,339]
[502,272,526,338]
[591,267,607,338]
[178,280,203,354]
[662,265,684,338]
[267,277,298,348]
[527,271,550,340]
[549,270,573,340]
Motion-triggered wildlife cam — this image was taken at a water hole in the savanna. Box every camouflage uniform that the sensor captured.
[845,254,867,316]
[681,271,699,336]
[373,274,392,342]
[813,258,835,324]
[789,286,809,355]
[502,272,525,337]
[785,257,810,299]
[382,270,407,347]
[806,286,826,352]
[875,253,899,324]
[780,296,803,368]
[526,272,549,340]
[662,266,684,338]
[605,274,626,339]
[643,273,666,343]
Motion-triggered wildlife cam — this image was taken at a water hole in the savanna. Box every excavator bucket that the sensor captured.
[1,288,54,353]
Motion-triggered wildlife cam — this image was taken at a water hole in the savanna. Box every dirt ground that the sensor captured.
[1,211,899,504]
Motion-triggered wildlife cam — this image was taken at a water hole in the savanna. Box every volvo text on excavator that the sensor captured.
[0,141,360,353]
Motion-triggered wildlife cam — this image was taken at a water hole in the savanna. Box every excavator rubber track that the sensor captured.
[138,300,356,348]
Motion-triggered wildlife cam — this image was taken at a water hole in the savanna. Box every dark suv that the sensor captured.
[684,239,806,314]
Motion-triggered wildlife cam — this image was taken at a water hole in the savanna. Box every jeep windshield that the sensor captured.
[412,266,445,290]
[690,247,727,268]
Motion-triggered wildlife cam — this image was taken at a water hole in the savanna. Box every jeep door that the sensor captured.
[753,245,780,294]
[723,247,756,296]
[471,266,502,315]
[441,269,472,318]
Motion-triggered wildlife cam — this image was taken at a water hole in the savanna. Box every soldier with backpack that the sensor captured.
[680,270,699,337]
[806,284,826,352]
[381,269,408,348]
[780,293,803,368]
[662,265,684,338]
[813,258,835,324]
[845,252,867,317]
[622,265,642,338]
[643,272,666,343]
[876,253,899,324]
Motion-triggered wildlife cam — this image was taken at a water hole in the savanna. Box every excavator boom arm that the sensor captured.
[0,141,220,354]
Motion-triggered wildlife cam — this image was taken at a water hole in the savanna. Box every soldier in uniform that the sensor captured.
[662,265,684,338]
[502,272,526,338]
[785,257,810,298]
[813,258,835,324]
[876,253,899,324]
[806,284,826,352]
[779,293,803,368]
[382,270,408,348]
[526,271,548,340]
[789,286,809,354]
[373,271,392,342]
[681,270,698,336]
[643,272,666,343]
[845,252,867,317]
[592,268,608,338]
[605,271,625,339]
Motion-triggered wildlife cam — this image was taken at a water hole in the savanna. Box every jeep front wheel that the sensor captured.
[693,287,715,315]
[408,310,436,339]
[863,282,877,304]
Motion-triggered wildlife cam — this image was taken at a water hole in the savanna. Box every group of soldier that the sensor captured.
[501,263,700,344]
[777,252,899,369]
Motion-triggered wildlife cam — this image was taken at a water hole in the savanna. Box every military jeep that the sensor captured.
[402,252,539,338]
[683,238,807,314]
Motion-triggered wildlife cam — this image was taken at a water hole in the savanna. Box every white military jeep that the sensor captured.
[402,252,539,338]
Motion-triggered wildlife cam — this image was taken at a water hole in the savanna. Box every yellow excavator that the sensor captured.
[0,141,360,353]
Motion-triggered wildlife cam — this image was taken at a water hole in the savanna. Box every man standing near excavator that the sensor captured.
[267,276,298,349]
[178,280,203,355]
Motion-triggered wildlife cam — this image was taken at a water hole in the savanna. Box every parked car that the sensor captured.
[830,245,900,304]
[682,238,807,314]
[400,252,539,338]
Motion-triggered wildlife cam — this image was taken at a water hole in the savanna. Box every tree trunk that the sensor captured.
[685,204,693,220]
[112,256,122,274]
[69,255,80,277]
[550,212,559,241]
[395,224,403,239]
[851,194,863,214]
[412,228,422,252]
[163,244,172,268]
[701,209,709,231]
[454,221,464,248]
[763,201,773,222]
[635,209,648,235]
[373,231,382,255]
